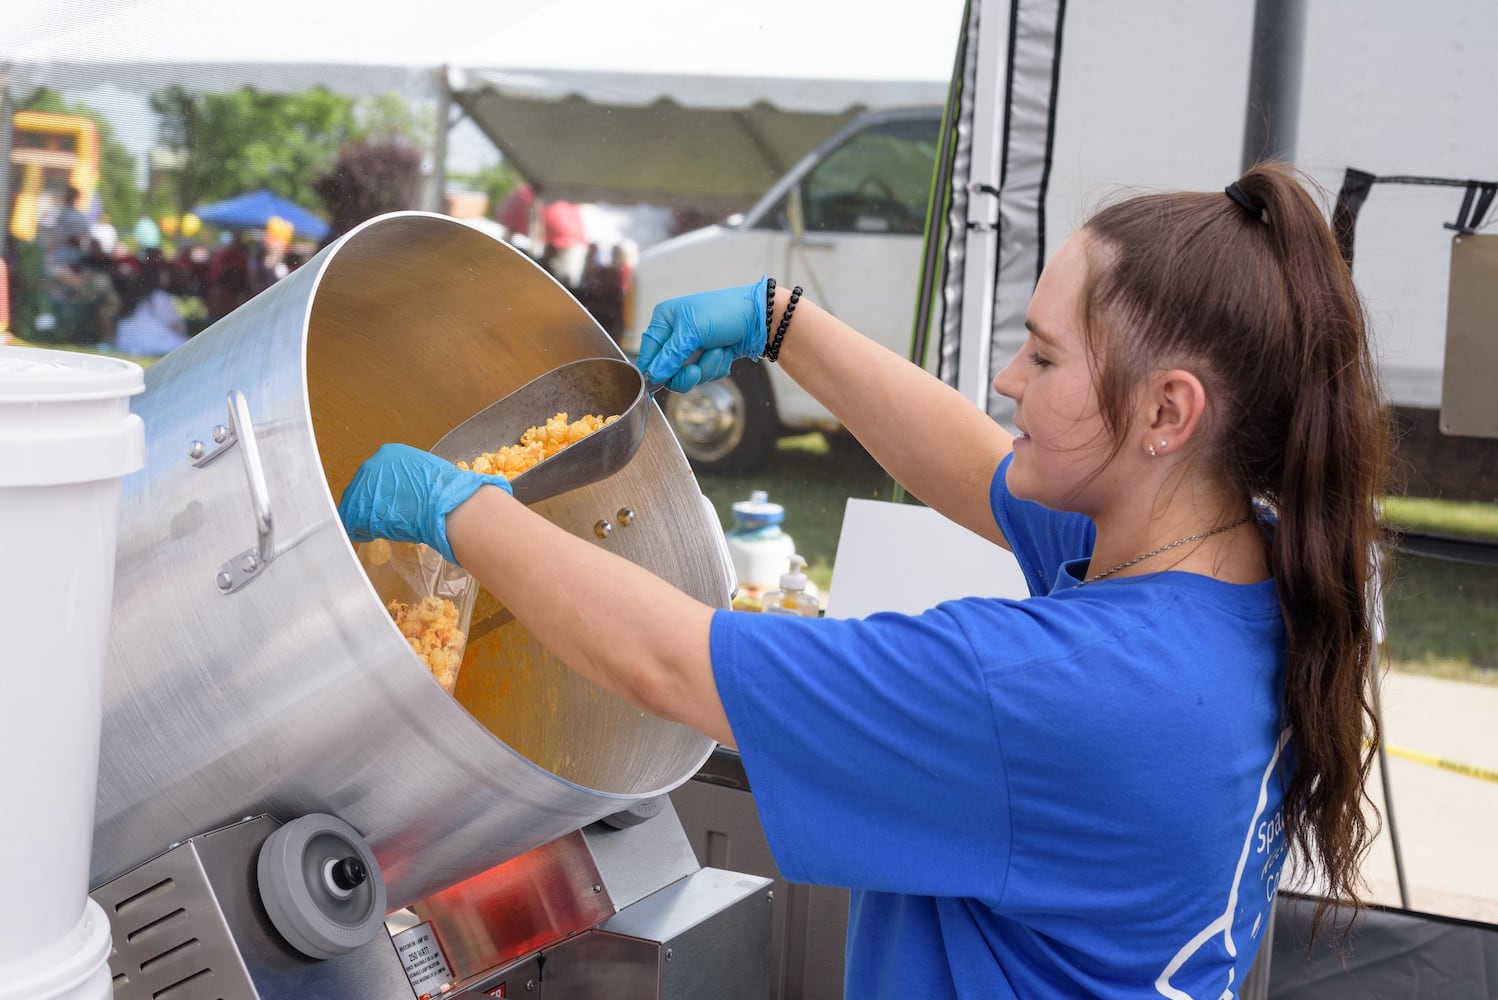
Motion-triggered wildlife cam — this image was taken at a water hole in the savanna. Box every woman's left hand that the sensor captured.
[636,278,769,392]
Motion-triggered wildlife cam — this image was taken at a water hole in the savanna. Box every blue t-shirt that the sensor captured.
[710,456,1291,998]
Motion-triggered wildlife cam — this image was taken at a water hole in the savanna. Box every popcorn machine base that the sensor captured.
[92,807,771,999]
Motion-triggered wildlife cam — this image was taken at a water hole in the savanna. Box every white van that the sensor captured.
[627,106,943,474]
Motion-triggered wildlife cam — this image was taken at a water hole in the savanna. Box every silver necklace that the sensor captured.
[1082,515,1254,584]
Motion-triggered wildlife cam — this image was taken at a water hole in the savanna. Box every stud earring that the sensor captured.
[1158,439,1169,451]
[1147,443,1157,457]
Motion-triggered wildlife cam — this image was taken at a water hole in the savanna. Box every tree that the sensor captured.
[313,138,424,244]
[452,161,528,218]
[150,85,362,215]
[358,93,434,151]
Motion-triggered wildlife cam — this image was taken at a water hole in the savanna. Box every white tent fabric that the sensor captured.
[4,0,500,96]
[4,0,963,211]
[446,0,959,112]
[443,0,959,210]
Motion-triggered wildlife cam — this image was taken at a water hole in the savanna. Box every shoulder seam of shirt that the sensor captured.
[936,603,1022,907]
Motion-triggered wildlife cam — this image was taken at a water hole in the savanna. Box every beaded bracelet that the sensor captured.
[764,277,776,349]
[764,285,802,363]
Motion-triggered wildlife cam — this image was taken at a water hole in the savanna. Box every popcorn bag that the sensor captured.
[351,410,621,694]
[358,537,479,693]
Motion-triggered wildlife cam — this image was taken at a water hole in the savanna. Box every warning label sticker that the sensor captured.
[393,921,453,997]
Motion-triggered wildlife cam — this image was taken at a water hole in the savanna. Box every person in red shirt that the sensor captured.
[205,232,253,323]
[541,197,588,290]
[496,183,538,253]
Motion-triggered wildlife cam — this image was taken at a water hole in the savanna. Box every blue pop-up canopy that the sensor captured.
[192,189,330,241]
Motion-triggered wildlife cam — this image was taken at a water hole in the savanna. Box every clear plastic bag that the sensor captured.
[357,538,479,693]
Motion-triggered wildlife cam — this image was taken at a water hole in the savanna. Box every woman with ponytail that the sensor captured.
[1081,164,1390,949]
[341,162,1390,997]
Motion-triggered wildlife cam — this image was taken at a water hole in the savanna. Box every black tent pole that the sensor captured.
[1241,0,1306,171]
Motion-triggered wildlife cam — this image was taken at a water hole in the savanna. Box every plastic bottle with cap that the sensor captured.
[762,554,820,617]
[726,489,796,594]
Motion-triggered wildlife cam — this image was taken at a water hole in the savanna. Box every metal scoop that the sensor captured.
[431,356,651,643]
[431,356,650,504]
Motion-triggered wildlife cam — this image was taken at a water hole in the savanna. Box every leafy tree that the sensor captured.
[97,132,143,234]
[150,85,362,215]
[358,93,434,150]
[313,138,424,244]
[452,161,528,217]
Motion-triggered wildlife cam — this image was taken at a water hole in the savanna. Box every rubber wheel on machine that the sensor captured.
[256,813,388,960]
[662,361,778,476]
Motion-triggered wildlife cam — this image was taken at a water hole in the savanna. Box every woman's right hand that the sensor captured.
[338,443,511,566]
[635,277,769,392]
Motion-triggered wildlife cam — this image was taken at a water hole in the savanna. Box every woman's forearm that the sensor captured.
[447,485,735,745]
[768,288,1012,546]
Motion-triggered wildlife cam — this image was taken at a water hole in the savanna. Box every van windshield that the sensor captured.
[753,117,941,236]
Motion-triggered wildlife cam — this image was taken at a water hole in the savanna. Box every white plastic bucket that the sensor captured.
[0,346,143,999]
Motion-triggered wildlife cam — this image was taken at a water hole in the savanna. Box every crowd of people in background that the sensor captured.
[494,181,639,344]
[7,180,708,356]
[5,185,307,356]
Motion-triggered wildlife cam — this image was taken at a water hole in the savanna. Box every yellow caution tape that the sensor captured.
[1382,742,1498,786]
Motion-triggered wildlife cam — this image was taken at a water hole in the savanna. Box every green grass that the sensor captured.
[9,338,162,369]
[1383,555,1498,685]
[1380,496,1498,542]
[695,433,893,593]
[1378,496,1498,685]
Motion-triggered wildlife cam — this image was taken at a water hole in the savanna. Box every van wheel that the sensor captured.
[663,362,778,475]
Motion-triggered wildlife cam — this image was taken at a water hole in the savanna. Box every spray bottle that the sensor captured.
[762,554,820,617]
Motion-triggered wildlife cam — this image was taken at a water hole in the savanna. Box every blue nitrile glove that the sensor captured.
[338,443,512,565]
[636,277,769,392]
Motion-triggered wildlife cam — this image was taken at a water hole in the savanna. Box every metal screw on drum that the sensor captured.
[616,507,635,526]
[594,520,612,539]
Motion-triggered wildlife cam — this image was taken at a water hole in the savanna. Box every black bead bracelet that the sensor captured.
[765,285,802,363]
[764,277,776,348]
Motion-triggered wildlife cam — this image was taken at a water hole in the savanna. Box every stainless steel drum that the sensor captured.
[95,212,731,909]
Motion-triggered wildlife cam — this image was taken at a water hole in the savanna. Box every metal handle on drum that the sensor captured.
[189,389,275,594]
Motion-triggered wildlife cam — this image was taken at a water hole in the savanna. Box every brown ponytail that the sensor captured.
[1080,162,1391,943]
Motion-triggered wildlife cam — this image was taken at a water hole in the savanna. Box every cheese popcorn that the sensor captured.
[456,411,619,479]
[388,595,465,692]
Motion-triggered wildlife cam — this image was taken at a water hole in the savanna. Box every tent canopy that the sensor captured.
[5,0,497,97]
[192,189,330,241]
[443,0,959,212]
[4,0,960,214]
